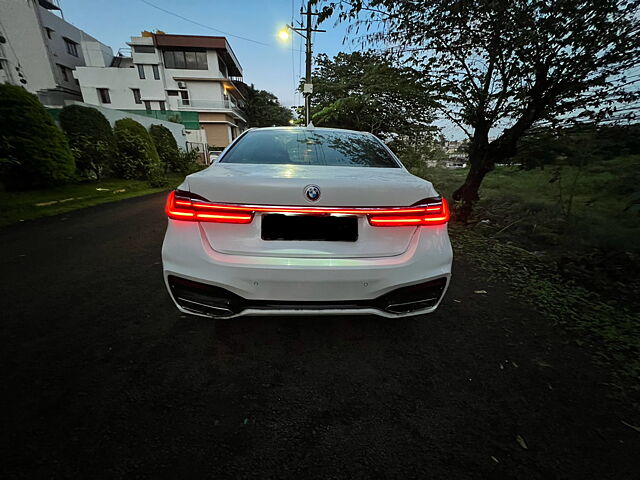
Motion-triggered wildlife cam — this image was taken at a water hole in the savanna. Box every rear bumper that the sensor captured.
[162,221,453,318]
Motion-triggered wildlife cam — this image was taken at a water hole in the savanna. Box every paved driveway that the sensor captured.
[1,193,637,478]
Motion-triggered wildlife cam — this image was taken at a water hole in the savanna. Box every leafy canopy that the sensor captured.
[238,83,292,127]
[309,51,435,137]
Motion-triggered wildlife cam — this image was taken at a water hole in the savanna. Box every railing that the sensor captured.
[178,99,245,118]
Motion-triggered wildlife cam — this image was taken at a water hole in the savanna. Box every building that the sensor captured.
[75,32,247,150]
[0,0,112,106]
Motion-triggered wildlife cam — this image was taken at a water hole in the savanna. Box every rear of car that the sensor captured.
[162,127,453,318]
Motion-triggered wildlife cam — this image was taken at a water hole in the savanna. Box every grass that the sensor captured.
[410,157,640,403]
[0,173,186,228]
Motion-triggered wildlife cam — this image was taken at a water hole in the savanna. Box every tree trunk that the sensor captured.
[452,128,494,222]
[451,153,493,222]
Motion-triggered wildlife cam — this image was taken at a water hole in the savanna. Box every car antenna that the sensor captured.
[307,121,314,129]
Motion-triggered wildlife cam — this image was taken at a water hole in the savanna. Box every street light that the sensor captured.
[277,1,325,126]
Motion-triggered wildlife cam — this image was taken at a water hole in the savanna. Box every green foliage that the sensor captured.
[172,148,203,176]
[237,83,292,127]
[309,52,434,137]
[112,119,164,184]
[390,133,447,172]
[450,224,640,401]
[514,124,640,170]
[0,84,75,189]
[149,124,179,173]
[416,158,640,398]
[59,105,115,180]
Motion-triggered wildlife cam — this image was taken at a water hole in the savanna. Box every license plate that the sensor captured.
[261,214,358,242]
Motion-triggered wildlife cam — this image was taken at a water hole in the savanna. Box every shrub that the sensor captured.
[59,105,114,180]
[0,84,75,189]
[174,148,203,176]
[149,124,179,172]
[112,119,164,183]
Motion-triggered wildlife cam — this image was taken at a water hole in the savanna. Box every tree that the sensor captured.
[149,124,179,172]
[112,118,164,185]
[0,84,75,189]
[238,83,292,127]
[59,105,114,180]
[309,51,435,137]
[319,0,640,221]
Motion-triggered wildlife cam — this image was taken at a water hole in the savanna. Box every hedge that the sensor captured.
[0,84,75,189]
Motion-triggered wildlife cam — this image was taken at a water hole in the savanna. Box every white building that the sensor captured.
[75,32,247,150]
[0,0,112,106]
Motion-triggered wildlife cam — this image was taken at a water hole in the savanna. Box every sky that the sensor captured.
[57,0,354,108]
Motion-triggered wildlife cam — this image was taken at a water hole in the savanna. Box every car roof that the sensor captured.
[247,126,374,136]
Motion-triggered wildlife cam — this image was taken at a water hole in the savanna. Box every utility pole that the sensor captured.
[285,1,325,125]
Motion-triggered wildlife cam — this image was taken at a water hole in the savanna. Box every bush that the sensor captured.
[60,105,115,180]
[149,124,179,172]
[173,148,203,176]
[112,119,164,183]
[0,84,75,189]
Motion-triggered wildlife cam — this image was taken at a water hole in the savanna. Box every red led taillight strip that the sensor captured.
[165,191,450,226]
[165,191,254,224]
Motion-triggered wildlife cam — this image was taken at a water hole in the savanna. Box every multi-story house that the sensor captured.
[75,32,247,149]
[0,0,113,106]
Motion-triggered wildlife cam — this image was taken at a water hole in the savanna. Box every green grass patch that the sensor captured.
[410,158,640,402]
[450,225,640,403]
[0,173,186,228]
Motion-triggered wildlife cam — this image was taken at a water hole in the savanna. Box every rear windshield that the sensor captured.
[220,129,399,168]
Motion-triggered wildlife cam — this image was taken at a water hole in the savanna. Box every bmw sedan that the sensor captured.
[162,127,453,318]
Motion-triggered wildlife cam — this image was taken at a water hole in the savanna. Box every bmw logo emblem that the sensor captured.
[304,184,321,202]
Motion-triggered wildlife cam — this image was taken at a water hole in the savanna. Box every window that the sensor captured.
[179,90,190,106]
[132,45,155,54]
[221,130,400,168]
[97,88,110,104]
[163,48,208,70]
[218,58,228,77]
[131,88,142,104]
[64,37,78,57]
[152,64,160,80]
[167,90,179,96]
[144,100,151,112]
[44,27,54,39]
[159,101,166,112]
[57,64,68,82]
[137,64,145,79]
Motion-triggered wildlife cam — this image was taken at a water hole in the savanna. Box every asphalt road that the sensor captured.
[1,193,638,479]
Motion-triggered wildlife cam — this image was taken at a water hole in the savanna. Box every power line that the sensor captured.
[138,0,270,46]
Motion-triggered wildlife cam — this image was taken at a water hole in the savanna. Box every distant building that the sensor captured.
[75,32,247,150]
[443,140,468,168]
[0,0,112,106]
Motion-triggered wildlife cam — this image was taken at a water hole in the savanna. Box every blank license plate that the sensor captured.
[261,214,358,242]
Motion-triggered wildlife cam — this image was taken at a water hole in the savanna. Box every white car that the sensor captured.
[162,127,453,318]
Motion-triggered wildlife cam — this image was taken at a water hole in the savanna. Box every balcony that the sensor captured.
[178,99,245,119]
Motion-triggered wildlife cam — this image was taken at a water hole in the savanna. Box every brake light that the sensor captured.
[165,191,254,224]
[367,198,449,227]
[165,190,449,226]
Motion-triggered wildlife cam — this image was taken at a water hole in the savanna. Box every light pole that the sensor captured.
[278,1,325,126]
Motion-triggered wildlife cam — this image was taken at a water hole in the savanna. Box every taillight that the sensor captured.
[165,190,449,226]
[367,198,449,227]
[165,191,254,224]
